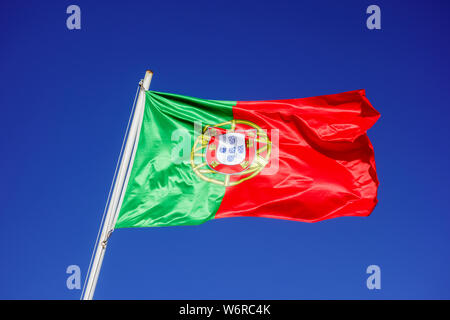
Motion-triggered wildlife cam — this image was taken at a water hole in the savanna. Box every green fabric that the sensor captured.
[115,91,235,228]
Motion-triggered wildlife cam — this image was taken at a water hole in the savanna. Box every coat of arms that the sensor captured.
[191,120,271,186]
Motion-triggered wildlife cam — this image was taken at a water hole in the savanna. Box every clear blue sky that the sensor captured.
[1,0,449,299]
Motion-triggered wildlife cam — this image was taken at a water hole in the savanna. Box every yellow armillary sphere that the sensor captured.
[190,119,271,187]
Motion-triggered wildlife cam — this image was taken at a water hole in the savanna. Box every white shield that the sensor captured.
[216,133,246,165]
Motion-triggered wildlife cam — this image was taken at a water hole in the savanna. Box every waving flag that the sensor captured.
[115,89,379,228]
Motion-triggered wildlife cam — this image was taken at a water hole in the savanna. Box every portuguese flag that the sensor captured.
[115,90,380,228]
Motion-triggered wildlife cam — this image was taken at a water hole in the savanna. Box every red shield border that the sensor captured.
[205,127,256,175]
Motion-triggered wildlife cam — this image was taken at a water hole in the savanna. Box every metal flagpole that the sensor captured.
[82,70,153,300]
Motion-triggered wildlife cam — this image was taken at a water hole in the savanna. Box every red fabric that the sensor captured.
[215,89,380,222]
